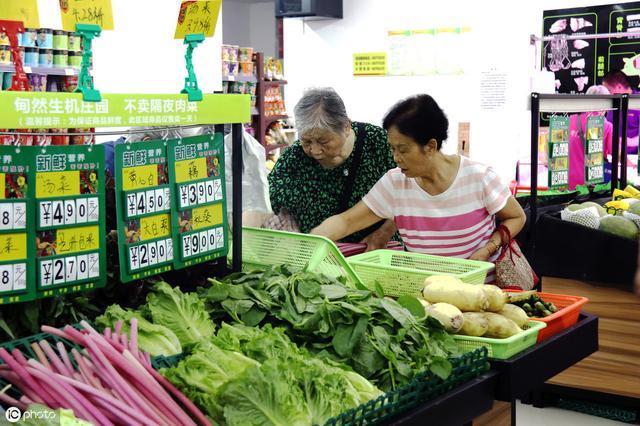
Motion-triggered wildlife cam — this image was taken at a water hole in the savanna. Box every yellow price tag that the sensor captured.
[353,52,387,76]
[36,171,80,198]
[0,232,27,261]
[191,204,223,230]
[174,0,221,39]
[140,214,171,241]
[175,158,207,183]
[0,174,5,200]
[0,0,40,28]
[121,165,158,191]
[56,225,100,255]
[59,0,114,31]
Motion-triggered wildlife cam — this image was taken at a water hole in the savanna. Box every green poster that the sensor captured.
[0,92,250,129]
[167,134,228,270]
[548,116,570,189]
[114,140,175,283]
[0,146,35,304]
[31,145,106,298]
[585,115,605,185]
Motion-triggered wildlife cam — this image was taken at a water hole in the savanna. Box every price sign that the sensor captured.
[548,116,570,189]
[59,0,114,31]
[168,134,227,270]
[115,140,174,282]
[31,145,106,298]
[0,146,35,304]
[584,115,605,185]
[174,0,221,39]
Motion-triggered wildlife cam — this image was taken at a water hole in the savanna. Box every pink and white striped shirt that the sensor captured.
[363,156,511,265]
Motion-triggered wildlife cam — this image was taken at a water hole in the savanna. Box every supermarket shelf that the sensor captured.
[265,143,289,153]
[223,74,258,83]
[386,371,498,425]
[262,79,287,87]
[491,312,598,402]
[0,64,80,76]
[265,114,288,126]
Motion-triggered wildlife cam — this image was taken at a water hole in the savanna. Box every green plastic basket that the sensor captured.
[453,320,546,360]
[324,347,489,426]
[237,227,364,288]
[151,353,185,370]
[347,250,494,297]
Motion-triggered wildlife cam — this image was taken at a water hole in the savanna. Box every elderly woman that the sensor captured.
[268,88,397,249]
[312,94,527,281]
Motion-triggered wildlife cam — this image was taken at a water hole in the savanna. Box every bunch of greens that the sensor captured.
[162,323,382,426]
[199,266,460,391]
[96,281,215,354]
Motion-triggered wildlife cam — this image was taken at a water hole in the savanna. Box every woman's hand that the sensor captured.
[469,246,492,261]
[360,219,397,252]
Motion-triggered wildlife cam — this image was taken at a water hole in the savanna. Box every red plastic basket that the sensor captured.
[506,290,589,342]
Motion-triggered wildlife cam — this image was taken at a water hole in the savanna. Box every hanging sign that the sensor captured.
[59,0,114,31]
[353,52,387,76]
[115,140,174,283]
[0,146,35,304]
[585,115,605,185]
[0,92,250,129]
[32,144,106,298]
[167,134,227,270]
[0,1,40,28]
[174,1,221,39]
[548,116,570,189]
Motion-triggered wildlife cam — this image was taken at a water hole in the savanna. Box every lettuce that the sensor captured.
[146,281,216,347]
[95,304,182,356]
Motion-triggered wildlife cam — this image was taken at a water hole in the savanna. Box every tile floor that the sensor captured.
[516,401,631,425]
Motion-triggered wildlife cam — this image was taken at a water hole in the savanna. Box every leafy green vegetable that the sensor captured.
[146,281,215,347]
[95,304,182,356]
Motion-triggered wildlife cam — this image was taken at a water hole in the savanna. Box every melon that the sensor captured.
[581,201,607,217]
[630,202,640,216]
[598,216,639,239]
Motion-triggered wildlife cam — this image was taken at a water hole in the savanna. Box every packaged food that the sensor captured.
[53,30,69,50]
[37,29,53,49]
[21,28,38,48]
[0,32,9,46]
[222,60,230,78]
[53,50,68,68]
[240,61,254,76]
[238,46,254,62]
[39,49,53,67]
[229,61,239,76]
[68,32,82,51]
[51,128,70,146]
[229,45,239,62]
[28,74,47,91]
[24,47,39,66]
[221,44,232,61]
[69,51,82,68]
[2,72,14,90]
[0,46,11,65]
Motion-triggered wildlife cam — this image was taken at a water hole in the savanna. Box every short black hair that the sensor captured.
[603,70,631,89]
[382,94,449,149]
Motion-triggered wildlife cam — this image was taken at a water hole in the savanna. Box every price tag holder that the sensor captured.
[115,139,175,283]
[168,134,227,270]
[0,146,36,304]
[548,116,570,190]
[585,115,605,185]
[31,145,106,298]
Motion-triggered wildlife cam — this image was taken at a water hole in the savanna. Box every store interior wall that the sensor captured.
[36,0,223,95]
[282,0,637,182]
[223,0,277,58]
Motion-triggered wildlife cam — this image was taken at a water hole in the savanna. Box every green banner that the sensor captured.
[115,139,175,283]
[0,146,35,304]
[585,115,605,185]
[30,145,106,298]
[0,92,250,128]
[167,134,228,270]
[548,116,569,190]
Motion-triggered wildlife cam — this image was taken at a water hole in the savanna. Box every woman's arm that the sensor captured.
[360,219,397,252]
[469,197,526,261]
[311,201,384,241]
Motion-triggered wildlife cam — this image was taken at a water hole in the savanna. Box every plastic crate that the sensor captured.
[347,250,494,297]
[237,227,364,288]
[453,320,546,360]
[324,347,489,426]
[151,353,185,370]
[506,291,589,342]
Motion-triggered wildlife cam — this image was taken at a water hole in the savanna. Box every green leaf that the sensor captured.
[374,281,385,298]
[228,284,249,300]
[0,317,15,339]
[298,280,321,299]
[221,299,255,322]
[319,285,348,300]
[397,295,426,319]
[379,298,414,327]
[429,357,453,380]
[205,281,230,302]
[332,316,368,357]
[23,303,40,333]
[240,307,267,327]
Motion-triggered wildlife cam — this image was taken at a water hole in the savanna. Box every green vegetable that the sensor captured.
[201,266,460,391]
[96,304,182,356]
[147,281,216,347]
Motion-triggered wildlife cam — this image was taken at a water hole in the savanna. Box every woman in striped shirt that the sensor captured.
[311,94,526,277]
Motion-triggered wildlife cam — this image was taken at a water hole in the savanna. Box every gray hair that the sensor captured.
[585,85,610,95]
[294,87,350,136]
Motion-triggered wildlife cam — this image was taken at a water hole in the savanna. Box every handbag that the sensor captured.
[495,224,539,290]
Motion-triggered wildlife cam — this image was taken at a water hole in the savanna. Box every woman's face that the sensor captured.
[300,126,349,166]
[388,126,436,178]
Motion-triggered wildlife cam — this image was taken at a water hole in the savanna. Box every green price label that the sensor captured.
[115,140,175,283]
[585,115,605,185]
[31,145,106,299]
[167,134,228,270]
[0,145,35,304]
[548,116,570,189]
